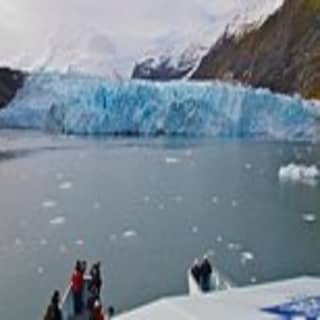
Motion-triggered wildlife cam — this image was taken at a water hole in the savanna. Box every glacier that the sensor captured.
[0,72,319,141]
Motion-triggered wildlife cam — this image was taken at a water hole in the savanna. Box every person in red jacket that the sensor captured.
[71,260,85,315]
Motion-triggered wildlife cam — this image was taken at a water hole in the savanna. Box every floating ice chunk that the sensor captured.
[75,239,85,246]
[245,163,252,170]
[42,200,57,209]
[165,157,181,164]
[211,196,219,204]
[15,238,23,247]
[278,164,319,186]
[109,234,117,242]
[232,200,238,208]
[123,230,137,239]
[59,244,68,254]
[174,195,183,202]
[40,239,48,246]
[302,213,317,223]
[233,243,242,251]
[143,196,150,203]
[216,235,223,243]
[158,203,165,210]
[250,277,257,284]
[59,181,73,190]
[228,243,241,251]
[192,226,199,234]
[37,266,45,275]
[93,201,101,210]
[241,251,255,265]
[50,216,66,225]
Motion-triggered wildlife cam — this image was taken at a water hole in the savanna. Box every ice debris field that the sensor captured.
[279,163,320,186]
[0,72,319,141]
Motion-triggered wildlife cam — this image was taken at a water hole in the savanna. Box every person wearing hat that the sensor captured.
[43,290,62,320]
[200,255,212,292]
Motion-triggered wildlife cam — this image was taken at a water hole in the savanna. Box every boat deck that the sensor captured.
[115,277,320,319]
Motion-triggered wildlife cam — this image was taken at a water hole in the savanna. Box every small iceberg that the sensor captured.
[37,266,45,275]
[192,226,199,234]
[15,238,23,247]
[75,239,85,246]
[216,235,223,243]
[93,201,101,210]
[241,251,255,265]
[59,244,68,254]
[123,230,138,239]
[250,277,257,284]
[211,196,219,204]
[165,157,181,164]
[228,242,242,251]
[174,195,183,202]
[109,234,117,242]
[40,239,48,246]
[278,164,320,186]
[302,213,317,223]
[50,216,66,225]
[231,200,238,208]
[59,181,73,190]
[42,200,57,209]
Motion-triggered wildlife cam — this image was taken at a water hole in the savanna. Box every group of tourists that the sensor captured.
[191,255,213,292]
[43,260,114,320]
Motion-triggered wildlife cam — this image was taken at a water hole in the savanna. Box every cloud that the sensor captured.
[0,0,281,77]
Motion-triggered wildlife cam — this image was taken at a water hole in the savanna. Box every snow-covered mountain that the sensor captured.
[132,44,207,80]
[132,0,284,80]
[0,0,283,80]
[192,0,320,100]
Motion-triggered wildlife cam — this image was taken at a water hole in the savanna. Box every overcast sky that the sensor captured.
[0,0,281,76]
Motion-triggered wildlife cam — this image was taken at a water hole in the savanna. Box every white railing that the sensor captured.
[61,275,92,320]
[188,266,235,296]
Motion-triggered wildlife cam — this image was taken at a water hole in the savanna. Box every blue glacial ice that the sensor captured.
[0,72,319,141]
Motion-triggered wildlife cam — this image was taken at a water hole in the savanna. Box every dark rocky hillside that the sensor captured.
[192,0,320,100]
[0,67,25,109]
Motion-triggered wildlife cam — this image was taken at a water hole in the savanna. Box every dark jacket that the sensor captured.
[201,259,212,279]
[191,265,201,284]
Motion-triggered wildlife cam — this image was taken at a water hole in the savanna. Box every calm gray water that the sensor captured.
[0,130,319,320]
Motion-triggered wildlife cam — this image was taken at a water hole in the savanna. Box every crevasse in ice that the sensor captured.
[0,72,319,141]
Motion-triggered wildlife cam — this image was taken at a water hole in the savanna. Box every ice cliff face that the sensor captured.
[0,72,319,141]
